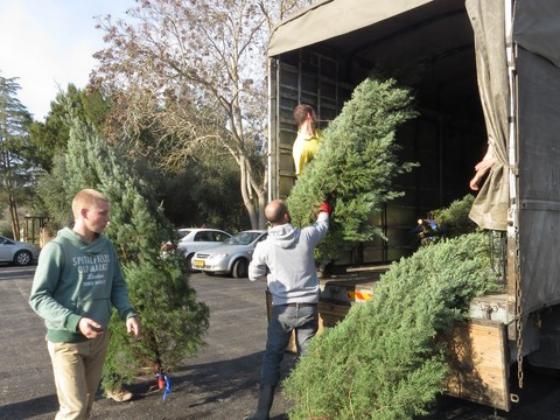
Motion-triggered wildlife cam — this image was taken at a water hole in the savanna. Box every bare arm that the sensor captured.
[469,148,497,191]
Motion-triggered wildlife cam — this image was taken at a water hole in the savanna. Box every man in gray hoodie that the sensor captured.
[246,199,330,420]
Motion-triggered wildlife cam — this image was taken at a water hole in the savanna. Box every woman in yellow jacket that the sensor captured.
[292,104,321,176]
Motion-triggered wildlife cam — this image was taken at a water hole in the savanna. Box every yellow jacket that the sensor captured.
[292,129,321,175]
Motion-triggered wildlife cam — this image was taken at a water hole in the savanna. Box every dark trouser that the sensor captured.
[260,303,318,386]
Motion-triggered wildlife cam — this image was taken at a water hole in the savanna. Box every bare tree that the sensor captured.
[93,0,311,228]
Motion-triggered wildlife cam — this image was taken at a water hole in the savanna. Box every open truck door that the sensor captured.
[267,0,560,412]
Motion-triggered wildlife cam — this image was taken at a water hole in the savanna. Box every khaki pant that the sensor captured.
[47,334,110,420]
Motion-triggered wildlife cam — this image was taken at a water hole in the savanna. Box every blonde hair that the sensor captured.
[72,189,108,219]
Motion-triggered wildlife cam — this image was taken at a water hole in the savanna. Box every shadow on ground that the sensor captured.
[0,394,58,419]
[123,350,275,402]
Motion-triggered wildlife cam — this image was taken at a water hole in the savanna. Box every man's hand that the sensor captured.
[78,317,104,339]
[319,201,332,215]
[469,152,496,191]
[126,316,141,338]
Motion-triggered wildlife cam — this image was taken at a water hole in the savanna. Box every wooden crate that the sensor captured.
[317,300,351,334]
[445,319,510,411]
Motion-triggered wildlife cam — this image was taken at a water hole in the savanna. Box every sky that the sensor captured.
[0,0,135,121]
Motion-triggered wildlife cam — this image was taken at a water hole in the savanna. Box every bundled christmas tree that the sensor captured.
[52,116,209,390]
[287,78,417,260]
[284,232,501,419]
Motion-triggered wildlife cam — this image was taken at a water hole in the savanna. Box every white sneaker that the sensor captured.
[106,389,133,402]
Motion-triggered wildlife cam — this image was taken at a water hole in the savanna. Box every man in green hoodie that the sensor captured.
[29,189,140,420]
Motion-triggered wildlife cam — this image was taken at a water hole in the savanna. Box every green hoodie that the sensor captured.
[29,227,135,343]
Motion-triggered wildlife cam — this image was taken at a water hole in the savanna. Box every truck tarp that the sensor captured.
[268,0,433,57]
[514,0,560,313]
[465,0,509,231]
[468,0,560,235]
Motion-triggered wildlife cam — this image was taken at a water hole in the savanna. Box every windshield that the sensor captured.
[224,232,261,246]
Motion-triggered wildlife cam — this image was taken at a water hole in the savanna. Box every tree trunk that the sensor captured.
[239,157,259,229]
[8,193,20,240]
[257,189,267,229]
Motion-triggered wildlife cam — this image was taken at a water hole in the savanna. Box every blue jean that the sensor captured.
[261,303,318,386]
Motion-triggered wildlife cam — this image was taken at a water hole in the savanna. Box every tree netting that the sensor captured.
[284,232,501,419]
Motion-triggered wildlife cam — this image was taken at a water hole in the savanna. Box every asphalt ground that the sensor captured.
[1,265,560,419]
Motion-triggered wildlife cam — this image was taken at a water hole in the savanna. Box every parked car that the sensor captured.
[176,228,232,270]
[0,235,39,266]
[192,230,268,278]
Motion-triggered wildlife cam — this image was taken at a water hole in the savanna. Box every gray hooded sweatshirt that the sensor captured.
[249,212,328,305]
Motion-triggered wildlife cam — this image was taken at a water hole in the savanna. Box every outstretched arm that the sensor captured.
[304,202,331,246]
[248,243,267,281]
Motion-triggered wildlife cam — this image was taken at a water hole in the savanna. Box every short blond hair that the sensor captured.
[72,189,108,219]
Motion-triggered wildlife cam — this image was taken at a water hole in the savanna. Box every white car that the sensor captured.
[192,230,268,278]
[0,235,39,266]
[176,228,232,270]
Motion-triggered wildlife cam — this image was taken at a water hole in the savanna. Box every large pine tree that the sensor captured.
[53,115,209,389]
[287,78,417,261]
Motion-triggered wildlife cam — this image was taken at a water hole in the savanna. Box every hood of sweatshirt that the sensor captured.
[57,227,110,254]
[267,223,299,249]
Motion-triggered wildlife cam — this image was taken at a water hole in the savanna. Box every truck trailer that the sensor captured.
[267,0,560,411]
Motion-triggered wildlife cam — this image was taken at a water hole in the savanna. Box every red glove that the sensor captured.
[319,201,332,215]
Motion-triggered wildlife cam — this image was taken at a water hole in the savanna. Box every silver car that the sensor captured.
[0,235,39,266]
[192,230,268,278]
[176,228,232,270]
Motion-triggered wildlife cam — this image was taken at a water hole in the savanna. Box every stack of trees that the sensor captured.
[284,232,500,419]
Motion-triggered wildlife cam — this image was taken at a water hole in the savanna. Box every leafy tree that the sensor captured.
[92,0,313,229]
[156,156,249,230]
[287,78,417,261]
[284,232,501,419]
[28,84,110,172]
[0,73,33,239]
[50,113,209,390]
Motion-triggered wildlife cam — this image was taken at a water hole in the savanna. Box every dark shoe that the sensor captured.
[244,385,275,420]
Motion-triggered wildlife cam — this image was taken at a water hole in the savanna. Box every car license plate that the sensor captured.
[193,259,205,268]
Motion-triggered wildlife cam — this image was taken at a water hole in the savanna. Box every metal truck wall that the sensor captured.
[515,0,560,313]
[269,51,352,200]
